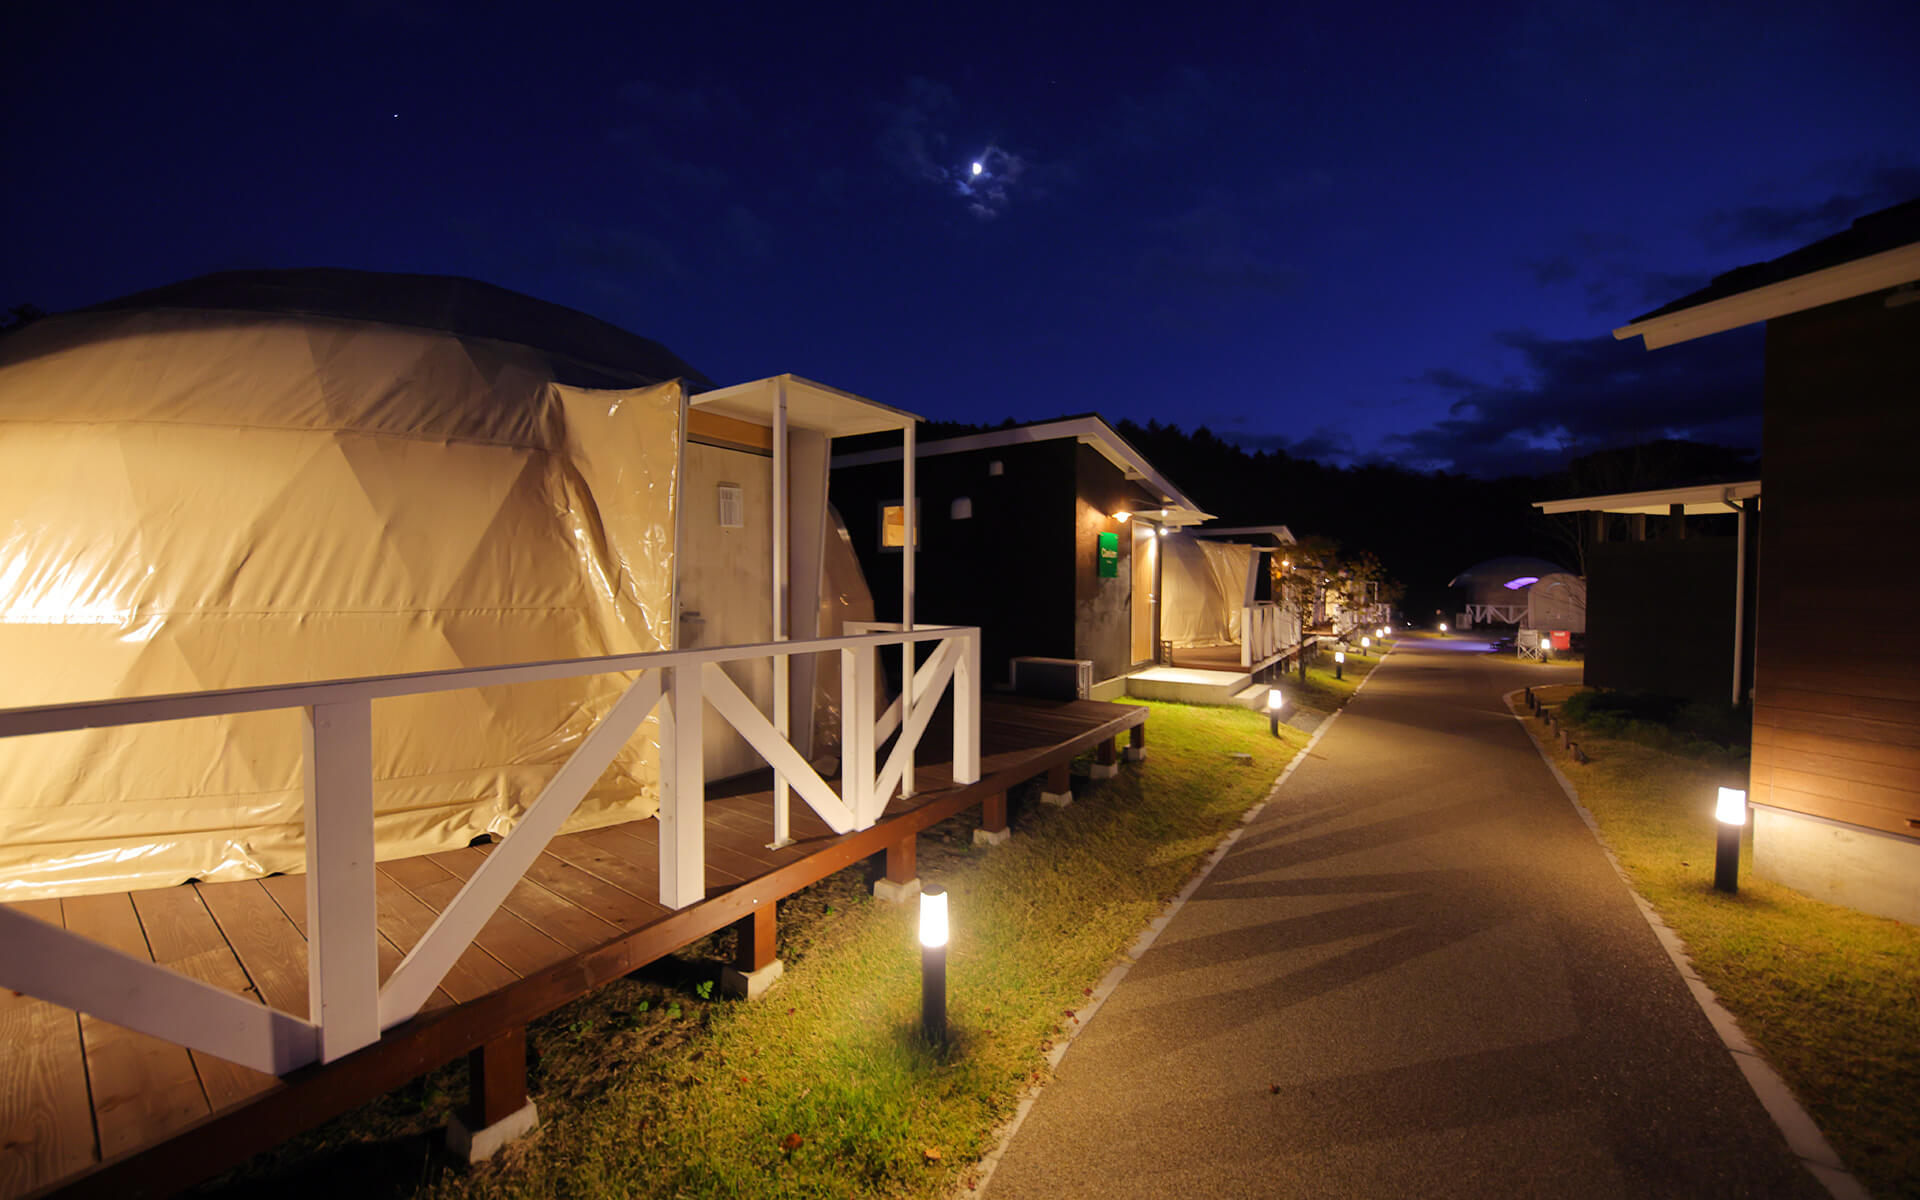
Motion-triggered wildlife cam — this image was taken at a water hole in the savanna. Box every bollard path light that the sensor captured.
[1360,636,1370,654]
[920,886,948,1044]
[1267,687,1285,737]
[1714,787,1746,893]
[1440,622,1448,633]
[1334,649,1345,680]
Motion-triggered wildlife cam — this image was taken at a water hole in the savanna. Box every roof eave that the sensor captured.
[1614,243,1920,349]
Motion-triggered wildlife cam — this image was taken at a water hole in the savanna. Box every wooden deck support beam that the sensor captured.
[974,790,1011,846]
[872,835,921,903]
[720,902,784,1000]
[1125,722,1148,762]
[1040,761,1073,807]
[447,1026,536,1163]
[1090,737,1119,779]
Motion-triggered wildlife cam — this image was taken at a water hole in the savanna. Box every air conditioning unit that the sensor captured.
[1010,656,1092,700]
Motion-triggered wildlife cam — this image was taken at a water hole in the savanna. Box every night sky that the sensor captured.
[5,1,1916,478]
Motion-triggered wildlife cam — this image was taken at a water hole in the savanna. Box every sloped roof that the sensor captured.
[832,412,1215,525]
[81,267,714,389]
[1615,197,1920,348]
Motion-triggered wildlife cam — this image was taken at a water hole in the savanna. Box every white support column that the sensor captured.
[900,421,916,799]
[659,664,706,909]
[953,631,981,785]
[772,378,792,848]
[841,642,876,825]
[303,699,380,1063]
[1732,500,1749,707]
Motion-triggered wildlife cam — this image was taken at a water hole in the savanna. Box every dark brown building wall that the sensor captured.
[1585,535,1750,704]
[830,439,1078,688]
[1751,287,1920,837]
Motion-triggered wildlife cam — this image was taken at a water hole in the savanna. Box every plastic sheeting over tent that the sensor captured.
[0,279,691,900]
[1161,536,1254,647]
[1526,572,1587,633]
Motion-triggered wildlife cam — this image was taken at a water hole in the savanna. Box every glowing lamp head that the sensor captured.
[919,886,949,947]
[1440,622,1449,632]
[970,161,983,176]
[1716,787,1747,826]
[1334,650,1345,663]
[1156,527,1167,537]
[1267,688,1283,711]
[1361,636,1371,649]
[1113,511,1130,523]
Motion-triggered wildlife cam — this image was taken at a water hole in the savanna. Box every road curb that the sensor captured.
[1504,688,1867,1200]
[970,648,1393,1196]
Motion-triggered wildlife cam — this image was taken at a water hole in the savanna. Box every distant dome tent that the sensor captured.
[0,269,741,899]
[1448,556,1585,632]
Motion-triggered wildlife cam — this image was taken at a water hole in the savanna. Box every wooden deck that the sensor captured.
[0,695,1146,1200]
[1167,643,1250,672]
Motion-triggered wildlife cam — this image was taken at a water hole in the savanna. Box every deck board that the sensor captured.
[128,887,278,1112]
[0,901,95,1198]
[59,894,210,1159]
[0,695,1147,1200]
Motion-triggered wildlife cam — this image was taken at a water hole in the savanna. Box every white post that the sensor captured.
[900,421,916,800]
[303,699,380,1062]
[660,664,706,909]
[953,631,980,784]
[1732,500,1748,707]
[772,378,792,847]
[841,642,876,824]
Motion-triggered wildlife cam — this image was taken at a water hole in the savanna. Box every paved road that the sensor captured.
[987,636,1823,1199]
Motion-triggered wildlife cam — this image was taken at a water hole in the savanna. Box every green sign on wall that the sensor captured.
[1097,530,1119,578]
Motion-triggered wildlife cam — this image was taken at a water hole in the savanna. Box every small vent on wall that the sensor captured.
[988,460,1004,476]
[951,497,973,520]
[717,482,745,529]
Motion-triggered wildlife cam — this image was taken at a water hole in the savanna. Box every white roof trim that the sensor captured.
[832,416,1215,524]
[693,374,920,437]
[1534,480,1760,516]
[1613,242,1920,349]
[1192,524,1297,545]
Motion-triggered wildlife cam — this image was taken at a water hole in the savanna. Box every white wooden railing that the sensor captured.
[0,625,979,1074]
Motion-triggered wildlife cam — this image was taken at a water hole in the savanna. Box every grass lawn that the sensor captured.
[1517,685,1920,1199]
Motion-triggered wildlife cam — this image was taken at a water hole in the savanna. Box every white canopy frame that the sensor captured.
[690,375,923,844]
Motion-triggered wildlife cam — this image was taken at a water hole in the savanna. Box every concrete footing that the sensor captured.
[974,827,1011,847]
[446,1101,539,1164]
[873,876,922,904]
[1122,745,1146,762]
[720,958,786,1000]
[1039,789,1073,807]
[1089,761,1119,780]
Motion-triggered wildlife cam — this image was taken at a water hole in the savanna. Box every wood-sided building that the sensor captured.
[1535,481,1760,705]
[829,416,1211,698]
[1614,198,1920,923]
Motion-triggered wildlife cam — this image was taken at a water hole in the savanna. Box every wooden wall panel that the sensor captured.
[1750,288,1920,837]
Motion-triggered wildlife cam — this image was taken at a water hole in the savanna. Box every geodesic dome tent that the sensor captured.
[0,269,709,899]
[1448,556,1583,630]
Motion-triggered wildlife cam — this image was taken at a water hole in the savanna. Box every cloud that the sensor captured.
[1383,326,1764,476]
[1698,163,1920,251]
[875,78,1041,220]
